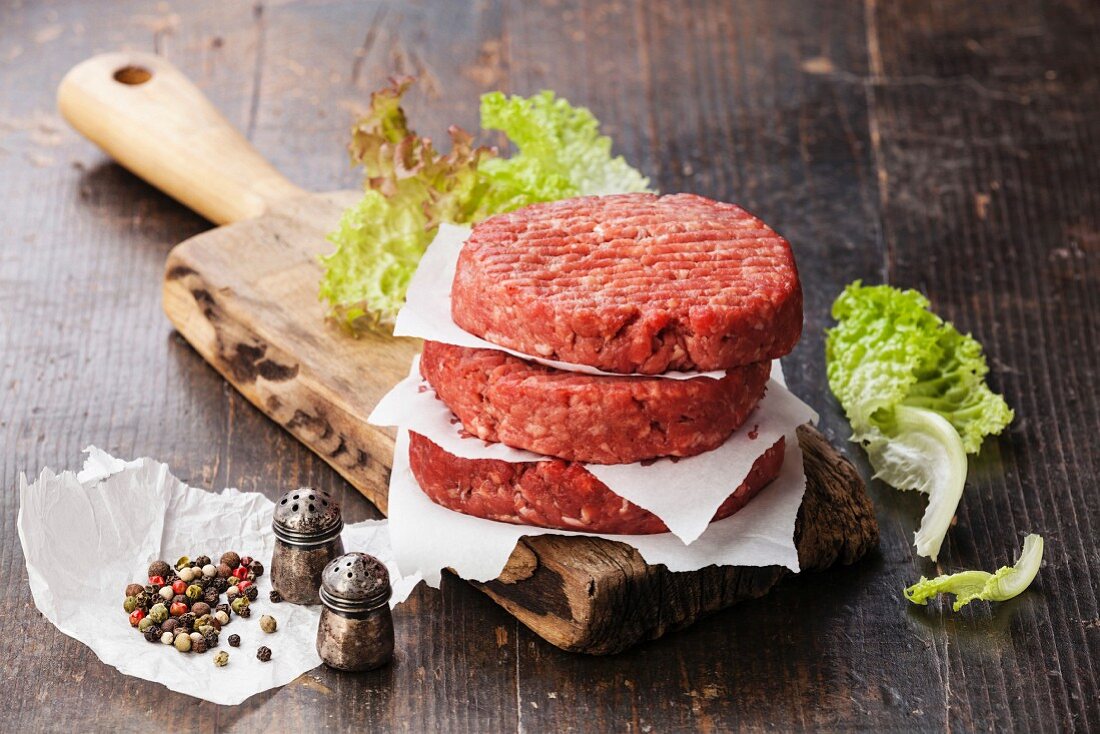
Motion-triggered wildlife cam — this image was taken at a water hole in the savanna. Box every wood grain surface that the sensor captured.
[2,0,1098,731]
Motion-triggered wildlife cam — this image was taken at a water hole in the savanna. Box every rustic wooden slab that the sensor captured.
[61,50,877,655]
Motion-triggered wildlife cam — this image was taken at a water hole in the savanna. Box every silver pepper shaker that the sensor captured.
[316,552,395,671]
[270,488,344,604]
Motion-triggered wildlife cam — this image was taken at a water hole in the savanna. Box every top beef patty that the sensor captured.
[452,193,803,374]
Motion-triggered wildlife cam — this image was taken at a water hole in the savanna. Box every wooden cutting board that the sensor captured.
[59,52,878,654]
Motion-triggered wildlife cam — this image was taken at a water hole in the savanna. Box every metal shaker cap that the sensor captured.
[272,488,343,546]
[320,552,392,613]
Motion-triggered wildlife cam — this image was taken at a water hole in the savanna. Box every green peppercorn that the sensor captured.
[175,556,190,570]
[174,633,192,652]
[185,584,203,601]
[259,615,277,634]
[147,603,167,623]
[256,646,271,662]
[228,634,240,647]
[195,614,213,629]
[123,596,139,613]
[214,651,229,667]
[230,596,249,614]
[138,616,156,632]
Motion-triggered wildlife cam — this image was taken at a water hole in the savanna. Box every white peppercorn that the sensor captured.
[202,564,218,578]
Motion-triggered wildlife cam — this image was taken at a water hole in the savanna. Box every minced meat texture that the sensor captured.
[451,193,802,374]
[408,431,786,535]
[420,340,771,464]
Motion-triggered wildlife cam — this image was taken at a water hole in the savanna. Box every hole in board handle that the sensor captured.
[113,66,152,85]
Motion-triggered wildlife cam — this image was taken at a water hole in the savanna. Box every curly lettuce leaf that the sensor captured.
[320,82,652,330]
[475,91,653,215]
[320,78,494,330]
[905,534,1043,611]
[826,282,1014,559]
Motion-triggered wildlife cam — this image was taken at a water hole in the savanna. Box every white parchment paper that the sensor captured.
[370,357,816,545]
[18,448,420,706]
[386,427,807,587]
[393,223,728,380]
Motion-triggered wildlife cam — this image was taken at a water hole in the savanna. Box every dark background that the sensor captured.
[2,0,1098,731]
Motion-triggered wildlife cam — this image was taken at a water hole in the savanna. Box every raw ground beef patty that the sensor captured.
[408,432,786,535]
[420,340,771,464]
[451,193,803,374]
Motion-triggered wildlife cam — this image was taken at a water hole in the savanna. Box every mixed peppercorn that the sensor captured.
[122,551,277,666]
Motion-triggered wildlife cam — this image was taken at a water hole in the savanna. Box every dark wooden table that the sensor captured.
[2,1,1098,731]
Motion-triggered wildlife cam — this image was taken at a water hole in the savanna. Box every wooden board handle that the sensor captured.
[58,52,306,225]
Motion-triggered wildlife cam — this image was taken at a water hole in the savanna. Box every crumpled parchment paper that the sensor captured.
[18,448,420,705]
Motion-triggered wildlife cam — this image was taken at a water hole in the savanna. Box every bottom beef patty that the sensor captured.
[408,432,786,535]
[420,341,772,465]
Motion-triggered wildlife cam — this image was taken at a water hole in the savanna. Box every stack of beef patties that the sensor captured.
[408,192,803,535]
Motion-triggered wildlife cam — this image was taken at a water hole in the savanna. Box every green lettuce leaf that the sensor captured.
[476,90,652,215]
[825,282,1013,559]
[904,534,1043,611]
[319,78,494,330]
[320,81,652,331]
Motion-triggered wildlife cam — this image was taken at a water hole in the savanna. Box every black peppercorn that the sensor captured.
[203,588,219,605]
[179,613,196,631]
[269,590,282,603]
[204,630,220,649]
[143,626,161,643]
[194,555,212,568]
[216,603,230,616]
[143,584,157,597]
[228,634,240,647]
[148,560,171,579]
[236,605,251,618]
[213,578,228,593]
[249,560,264,577]
[256,646,271,662]
[193,638,208,654]
[244,585,258,602]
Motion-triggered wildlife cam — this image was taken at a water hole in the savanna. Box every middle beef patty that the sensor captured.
[420,340,772,465]
[409,431,787,535]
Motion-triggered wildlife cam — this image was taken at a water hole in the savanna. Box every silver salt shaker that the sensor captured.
[270,488,344,604]
[316,552,394,671]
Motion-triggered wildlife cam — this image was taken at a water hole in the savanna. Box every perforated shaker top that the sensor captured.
[272,488,342,544]
[320,552,391,611]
